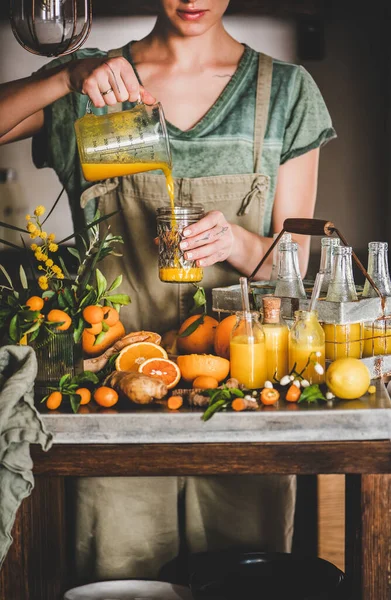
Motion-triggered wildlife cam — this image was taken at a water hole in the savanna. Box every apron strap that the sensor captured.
[107,46,126,114]
[253,53,273,173]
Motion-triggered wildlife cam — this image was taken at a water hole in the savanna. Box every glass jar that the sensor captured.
[34,330,83,399]
[318,237,340,295]
[269,232,292,284]
[362,241,391,298]
[274,241,306,299]
[324,246,361,359]
[289,310,325,384]
[156,205,204,283]
[230,311,267,389]
[261,295,289,381]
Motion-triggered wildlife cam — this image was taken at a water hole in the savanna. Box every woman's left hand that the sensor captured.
[180,210,234,267]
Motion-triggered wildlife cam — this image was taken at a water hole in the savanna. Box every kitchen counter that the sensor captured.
[41,379,391,444]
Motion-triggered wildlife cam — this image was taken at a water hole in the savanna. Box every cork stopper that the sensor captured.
[262,295,281,324]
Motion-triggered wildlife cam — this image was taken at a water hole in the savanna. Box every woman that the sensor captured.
[0,0,335,582]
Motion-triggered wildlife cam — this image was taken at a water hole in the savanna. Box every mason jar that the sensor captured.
[156,205,204,283]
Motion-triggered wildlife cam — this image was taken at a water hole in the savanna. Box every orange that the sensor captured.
[138,357,181,389]
[93,386,119,407]
[75,387,91,405]
[82,320,125,356]
[83,304,105,325]
[193,375,219,389]
[47,309,72,331]
[214,314,237,359]
[102,306,120,327]
[46,391,62,410]
[177,315,218,354]
[115,342,168,372]
[84,321,103,335]
[26,295,44,311]
[177,354,230,383]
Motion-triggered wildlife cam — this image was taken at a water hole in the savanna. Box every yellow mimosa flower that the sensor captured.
[30,243,38,251]
[45,259,54,267]
[34,205,45,217]
[40,231,48,239]
[49,243,59,252]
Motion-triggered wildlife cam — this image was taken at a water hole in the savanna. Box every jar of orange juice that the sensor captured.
[230,311,267,389]
[156,206,204,283]
[289,310,325,384]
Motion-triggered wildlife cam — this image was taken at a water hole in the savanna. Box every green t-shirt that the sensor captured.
[33,44,336,236]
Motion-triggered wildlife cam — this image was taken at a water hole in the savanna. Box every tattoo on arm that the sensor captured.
[199,233,211,242]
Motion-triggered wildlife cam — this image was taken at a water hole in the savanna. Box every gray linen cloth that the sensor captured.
[0,344,53,567]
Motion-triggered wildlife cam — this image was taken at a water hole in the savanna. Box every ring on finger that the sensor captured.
[101,87,114,96]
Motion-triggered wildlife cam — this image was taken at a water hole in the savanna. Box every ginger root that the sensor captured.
[105,371,167,405]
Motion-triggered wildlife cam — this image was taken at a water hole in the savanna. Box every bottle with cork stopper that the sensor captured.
[261,295,289,382]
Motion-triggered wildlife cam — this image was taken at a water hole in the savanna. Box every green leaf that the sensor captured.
[69,393,81,414]
[229,388,245,398]
[178,314,204,338]
[298,384,327,404]
[96,268,107,298]
[42,290,55,300]
[57,210,121,245]
[63,287,76,308]
[75,371,99,384]
[202,399,227,422]
[67,247,81,263]
[19,265,28,290]
[73,317,85,344]
[102,321,110,332]
[108,275,122,292]
[58,256,72,280]
[9,314,20,342]
[0,220,27,234]
[22,320,42,336]
[59,374,71,389]
[0,264,13,289]
[94,330,107,345]
[40,394,49,404]
[105,294,130,305]
[190,286,207,314]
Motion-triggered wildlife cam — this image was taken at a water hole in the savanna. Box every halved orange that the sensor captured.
[115,342,168,372]
[138,357,181,389]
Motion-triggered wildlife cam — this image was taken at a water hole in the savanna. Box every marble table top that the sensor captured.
[40,379,391,445]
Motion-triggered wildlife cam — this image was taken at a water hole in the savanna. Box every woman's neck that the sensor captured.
[133,20,243,70]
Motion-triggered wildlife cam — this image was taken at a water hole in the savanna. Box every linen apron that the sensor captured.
[75,51,296,582]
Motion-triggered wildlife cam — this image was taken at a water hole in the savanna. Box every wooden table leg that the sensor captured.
[345,474,391,600]
[0,476,68,600]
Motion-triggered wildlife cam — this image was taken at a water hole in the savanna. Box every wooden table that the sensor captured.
[1,398,391,599]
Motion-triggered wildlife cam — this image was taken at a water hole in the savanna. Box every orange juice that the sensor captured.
[159,267,203,283]
[362,323,391,357]
[322,323,362,360]
[263,324,289,381]
[81,161,175,209]
[230,335,267,389]
[289,344,325,384]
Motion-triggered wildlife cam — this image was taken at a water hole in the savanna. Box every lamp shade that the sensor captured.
[10,0,92,57]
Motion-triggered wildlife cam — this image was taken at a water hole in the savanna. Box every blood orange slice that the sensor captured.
[138,357,181,389]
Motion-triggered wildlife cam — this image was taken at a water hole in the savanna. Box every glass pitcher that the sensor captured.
[74,100,172,182]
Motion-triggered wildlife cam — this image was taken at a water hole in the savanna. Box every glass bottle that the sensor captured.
[362,241,391,298]
[324,246,361,359]
[289,310,325,384]
[230,311,267,389]
[156,206,204,283]
[269,232,292,284]
[318,237,340,295]
[362,318,391,357]
[274,241,306,299]
[261,296,289,382]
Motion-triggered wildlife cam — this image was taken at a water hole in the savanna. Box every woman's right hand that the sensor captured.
[66,56,156,107]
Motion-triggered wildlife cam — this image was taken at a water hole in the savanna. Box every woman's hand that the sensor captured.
[180,210,234,267]
[66,56,156,107]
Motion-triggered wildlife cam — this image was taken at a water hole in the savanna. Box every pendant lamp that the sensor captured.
[10,0,92,57]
